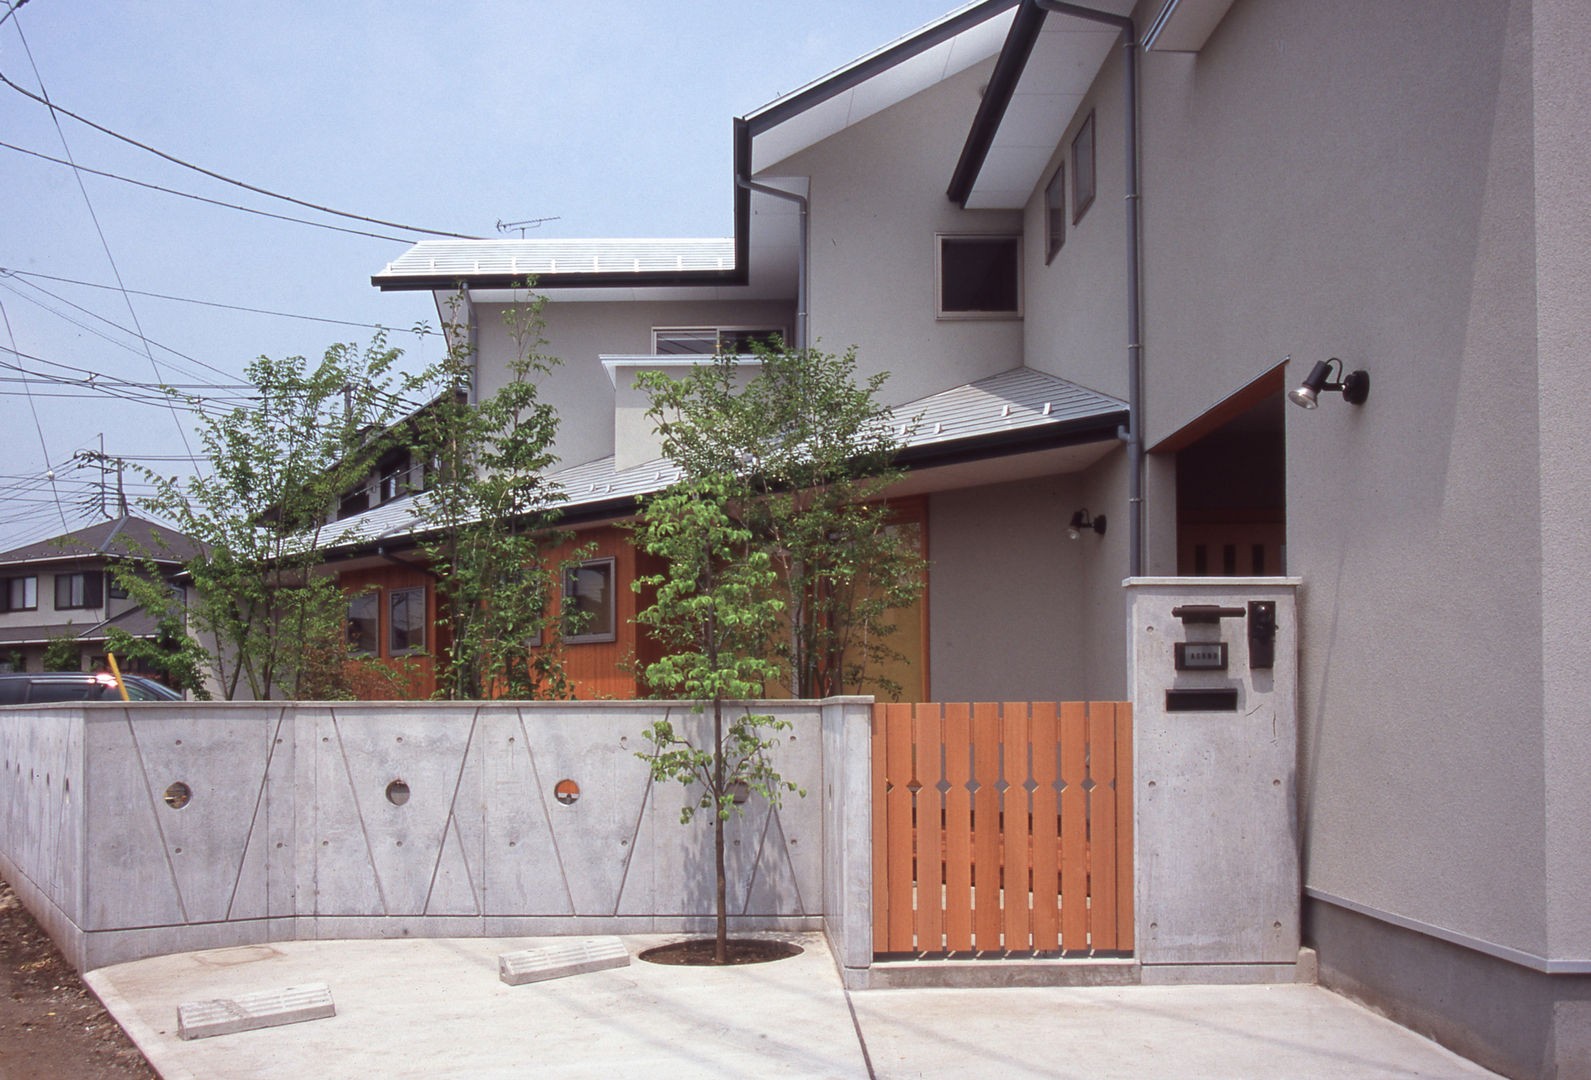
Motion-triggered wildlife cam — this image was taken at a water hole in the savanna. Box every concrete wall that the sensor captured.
[770,61,1026,404]
[473,297,795,469]
[0,699,872,972]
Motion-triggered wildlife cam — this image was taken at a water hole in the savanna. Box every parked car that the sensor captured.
[0,671,183,704]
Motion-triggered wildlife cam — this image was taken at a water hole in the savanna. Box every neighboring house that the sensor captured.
[330,2,1589,1075]
[0,515,199,679]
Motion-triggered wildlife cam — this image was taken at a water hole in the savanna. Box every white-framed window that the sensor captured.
[2,576,38,612]
[1045,166,1066,263]
[936,234,1022,319]
[563,558,616,644]
[347,593,378,656]
[652,327,785,356]
[388,587,427,655]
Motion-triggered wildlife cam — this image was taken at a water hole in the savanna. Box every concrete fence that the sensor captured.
[0,698,874,975]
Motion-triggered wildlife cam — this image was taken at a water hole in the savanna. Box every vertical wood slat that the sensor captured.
[1059,702,1088,951]
[884,702,916,952]
[1089,702,1120,950]
[872,700,1132,959]
[1115,702,1134,951]
[971,702,1003,951]
[913,704,945,955]
[1001,702,1032,952]
[871,703,887,950]
[1028,702,1060,951]
[943,703,974,953]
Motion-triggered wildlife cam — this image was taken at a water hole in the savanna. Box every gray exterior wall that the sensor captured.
[769,61,1026,404]
[0,699,872,973]
[473,298,795,469]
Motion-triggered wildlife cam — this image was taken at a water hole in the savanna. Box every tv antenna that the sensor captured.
[495,216,560,238]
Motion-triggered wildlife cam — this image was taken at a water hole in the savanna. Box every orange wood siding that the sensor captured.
[338,563,437,699]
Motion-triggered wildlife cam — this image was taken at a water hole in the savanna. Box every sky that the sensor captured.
[0,0,960,552]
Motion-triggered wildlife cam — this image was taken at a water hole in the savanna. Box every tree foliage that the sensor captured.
[630,474,797,963]
[135,337,408,699]
[102,560,211,698]
[638,342,924,697]
[405,293,579,700]
[41,632,80,673]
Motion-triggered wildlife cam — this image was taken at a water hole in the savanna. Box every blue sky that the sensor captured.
[0,0,958,550]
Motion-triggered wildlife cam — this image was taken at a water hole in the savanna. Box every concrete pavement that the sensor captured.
[86,933,1502,1079]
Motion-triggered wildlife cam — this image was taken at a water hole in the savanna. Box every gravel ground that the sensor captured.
[0,877,156,1080]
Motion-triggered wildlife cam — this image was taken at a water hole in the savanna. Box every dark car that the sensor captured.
[0,671,184,704]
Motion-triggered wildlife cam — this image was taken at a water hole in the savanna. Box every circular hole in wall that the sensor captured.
[164,782,192,809]
[554,779,580,805]
[386,780,410,806]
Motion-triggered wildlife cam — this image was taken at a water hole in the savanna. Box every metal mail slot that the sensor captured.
[1165,688,1239,712]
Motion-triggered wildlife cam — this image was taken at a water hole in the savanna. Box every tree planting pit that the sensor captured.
[638,939,803,966]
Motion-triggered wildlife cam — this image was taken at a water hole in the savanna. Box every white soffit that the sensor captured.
[1143,0,1237,53]
[748,6,1016,174]
[963,1,1132,210]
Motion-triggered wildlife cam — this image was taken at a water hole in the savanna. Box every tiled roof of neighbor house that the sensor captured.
[0,605,161,646]
[325,367,1124,556]
[0,515,198,566]
[374,239,736,287]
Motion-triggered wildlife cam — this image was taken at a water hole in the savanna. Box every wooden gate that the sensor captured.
[872,701,1133,957]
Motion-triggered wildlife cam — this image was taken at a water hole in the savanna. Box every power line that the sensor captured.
[12,15,200,467]
[0,140,417,244]
[0,267,432,336]
[0,71,482,241]
[0,297,69,533]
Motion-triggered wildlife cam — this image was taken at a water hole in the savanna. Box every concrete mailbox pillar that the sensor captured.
[1127,577,1303,983]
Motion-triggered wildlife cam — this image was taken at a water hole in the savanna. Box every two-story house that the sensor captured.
[323,1,1589,1074]
[0,515,199,678]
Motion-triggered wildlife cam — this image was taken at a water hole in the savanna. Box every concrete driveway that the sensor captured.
[86,933,1501,1080]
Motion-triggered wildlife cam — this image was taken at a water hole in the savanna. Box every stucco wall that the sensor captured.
[1119,0,1556,963]
[473,298,795,469]
[769,61,1026,405]
[0,700,870,972]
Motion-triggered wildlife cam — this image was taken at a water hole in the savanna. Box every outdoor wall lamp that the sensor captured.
[1288,357,1370,409]
[1068,509,1106,540]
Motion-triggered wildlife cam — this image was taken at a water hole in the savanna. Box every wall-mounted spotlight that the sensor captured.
[1068,509,1106,540]
[1288,358,1370,409]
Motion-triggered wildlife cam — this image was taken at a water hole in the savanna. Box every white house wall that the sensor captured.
[767,61,1026,404]
[472,297,796,470]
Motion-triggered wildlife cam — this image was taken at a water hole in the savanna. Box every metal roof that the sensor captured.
[325,366,1122,554]
[374,238,735,285]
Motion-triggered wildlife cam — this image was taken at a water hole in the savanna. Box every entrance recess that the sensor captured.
[872,701,1133,957]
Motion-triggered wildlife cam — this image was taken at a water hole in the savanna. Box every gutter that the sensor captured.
[946,0,1146,577]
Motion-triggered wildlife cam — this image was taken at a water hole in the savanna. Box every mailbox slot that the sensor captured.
[1165,688,1240,712]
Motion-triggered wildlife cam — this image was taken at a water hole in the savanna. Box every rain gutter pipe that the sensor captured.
[734,171,809,351]
[1031,0,1145,577]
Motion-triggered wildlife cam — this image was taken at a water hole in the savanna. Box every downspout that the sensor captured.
[1033,0,1144,577]
[734,120,809,350]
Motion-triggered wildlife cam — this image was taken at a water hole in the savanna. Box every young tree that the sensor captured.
[406,292,578,700]
[41,632,81,672]
[135,337,409,699]
[102,563,211,698]
[630,475,797,963]
[640,343,925,697]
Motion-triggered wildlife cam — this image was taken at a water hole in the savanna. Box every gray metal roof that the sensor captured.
[374,238,735,286]
[325,367,1122,553]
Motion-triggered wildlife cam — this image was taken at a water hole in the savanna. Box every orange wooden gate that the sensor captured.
[872,701,1133,957]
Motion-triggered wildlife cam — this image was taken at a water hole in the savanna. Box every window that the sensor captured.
[2,576,37,612]
[108,574,128,600]
[1071,110,1095,225]
[388,587,426,655]
[563,558,616,644]
[1045,166,1066,262]
[936,235,1021,318]
[347,593,378,656]
[653,327,785,356]
[338,484,370,519]
[54,572,102,611]
[377,450,422,505]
